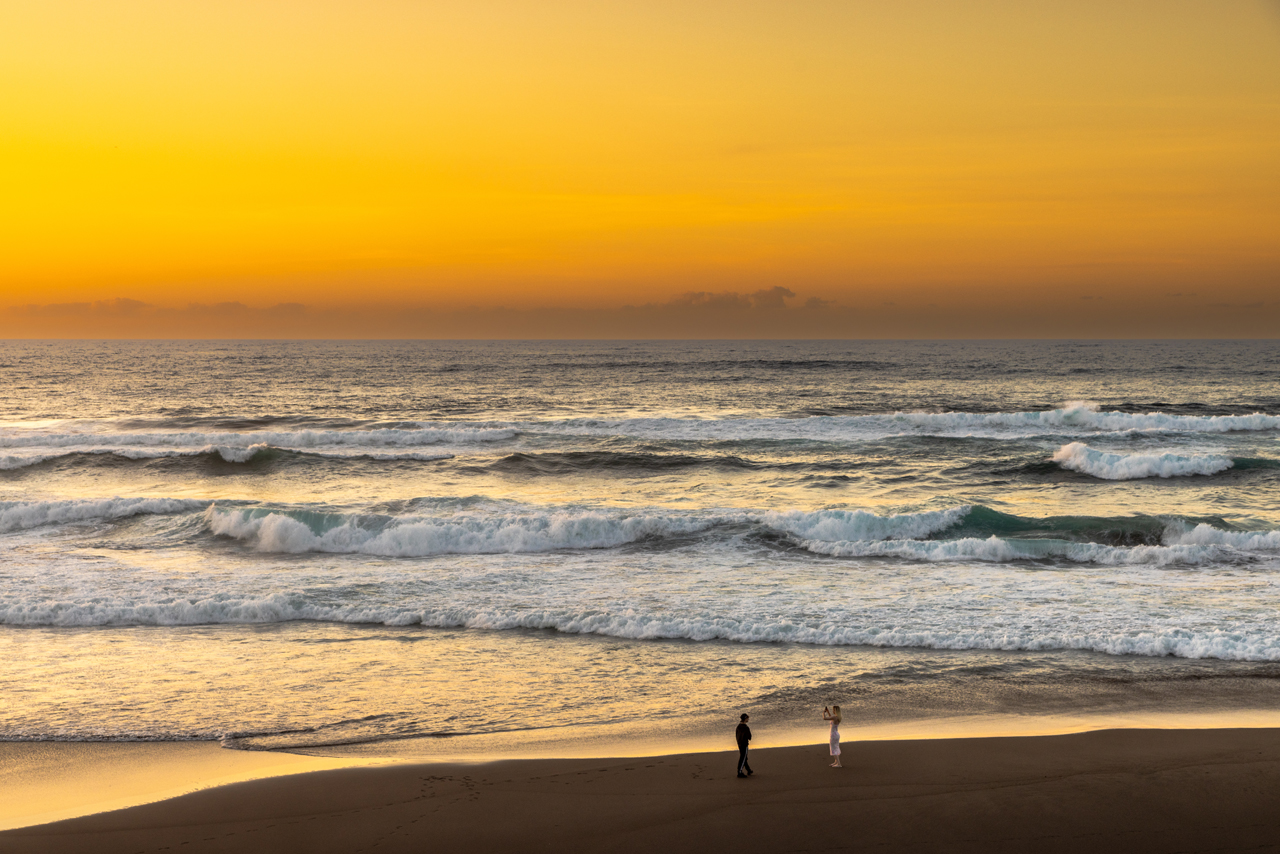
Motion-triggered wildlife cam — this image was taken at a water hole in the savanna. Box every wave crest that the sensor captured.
[0,497,208,533]
[5,594,1280,661]
[204,505,719,556]
[0,425,514,451]
[764,506,969,541]
[1052,443,1236,480]
[798,535,1239,566]
[522,403,1280,441]
[203,504,970,557]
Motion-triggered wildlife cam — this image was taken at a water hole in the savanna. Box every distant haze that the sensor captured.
[3,288,1278,339]
[2,1,1278,338]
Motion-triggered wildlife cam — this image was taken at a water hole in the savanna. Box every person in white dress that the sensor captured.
[822,705,842,767]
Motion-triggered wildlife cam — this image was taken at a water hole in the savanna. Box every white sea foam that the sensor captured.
[0,421,486,469]
[798,535,1238,566]
[0,426,516,451]
[494,403,1280,442]
[1164,523,1280,550]
[0,446,266,468]
[0,497,208,533]
[764,506,970,541]
[205,505,723,556]
[1052,442,1235,479]
[8,495,1274,567]
[4,593,1280,661]
[0,453,61,470]
[0,444,454,469]
[200,502,1280,565]
[203,505,970,556]
[3,405,1275,460]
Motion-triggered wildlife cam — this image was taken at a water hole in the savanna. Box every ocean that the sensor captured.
[2,339,1280,756]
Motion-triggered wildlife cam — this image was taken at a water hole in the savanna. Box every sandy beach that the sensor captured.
[6,0,1280,841]
[6,727,1280,854]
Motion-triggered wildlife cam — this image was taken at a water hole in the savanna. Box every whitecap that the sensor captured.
[1052,442,1235,479]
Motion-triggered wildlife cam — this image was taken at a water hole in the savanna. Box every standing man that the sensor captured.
[736,713,753,778]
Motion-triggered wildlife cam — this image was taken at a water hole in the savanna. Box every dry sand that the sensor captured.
[6,728,1280,854]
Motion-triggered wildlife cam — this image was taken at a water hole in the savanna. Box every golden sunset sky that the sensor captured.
[2,0,1278,337]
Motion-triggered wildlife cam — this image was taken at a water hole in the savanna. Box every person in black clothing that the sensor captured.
[735,713,753,777]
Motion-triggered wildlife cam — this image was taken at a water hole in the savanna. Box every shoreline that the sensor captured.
[7,706,1280,832]
[0,742,363,833]
[6,723,1280,852]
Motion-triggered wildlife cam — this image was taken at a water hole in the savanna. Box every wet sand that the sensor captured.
[0,742,359,833]
[6,727,1280,853]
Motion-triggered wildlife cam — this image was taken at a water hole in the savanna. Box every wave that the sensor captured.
[765,506,968,542]
[0,445,454,470]
[0,715,398,747]
[205,504,720,555]
[0,497,208,533]
[5,592,1279,660]
[522,358,896,372]
[200,502,1280,566]
[1164,524,1280,550]
[0,425,515,453]
[4,404,1277,464]
[477,451,762,476]
[499,403,1280,443]
[1,445,277,469]
[203,504,969,557]
[795,508,1280,564]
[5,494,1275,567]
[1052,443,1237,480]
[797,535,1241,566]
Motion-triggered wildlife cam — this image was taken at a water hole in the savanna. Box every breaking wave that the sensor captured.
[0,445,454,470]
[0,497,208,533]
[5,496,1274,568]
[197,502,1280,566]
[509,403,1280,442]
[1052,443,1238,480]
[0,425,514,453]
[4,593,1279,660]
[477,451,762,476]
[4,404,1278,468]
[203,504,968,557]
[799,536,1238,566]
[205,505,720,556]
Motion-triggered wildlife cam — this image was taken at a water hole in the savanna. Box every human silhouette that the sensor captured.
[822,705,842,767]
[735,713,753,777]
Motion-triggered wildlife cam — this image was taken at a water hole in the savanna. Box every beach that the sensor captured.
[6,0,1280,843]
[6,727,1280,853]
[3,340,1279,851]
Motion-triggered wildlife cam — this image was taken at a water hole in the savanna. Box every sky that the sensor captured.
[2,0,1279,338]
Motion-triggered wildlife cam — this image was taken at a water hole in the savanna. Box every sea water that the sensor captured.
[2,340,1279,754]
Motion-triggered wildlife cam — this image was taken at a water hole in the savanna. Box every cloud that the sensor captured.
[9,297,151,317]
[265,302,307,317]
[1,290,837,338]
[176,301,252,317]
[747,286,796,310]
[656,287,796,312]
[3,288,1278,338]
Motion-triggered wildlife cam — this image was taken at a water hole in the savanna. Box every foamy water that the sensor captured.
[2,340,1279,751]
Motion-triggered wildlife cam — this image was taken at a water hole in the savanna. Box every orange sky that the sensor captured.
[2,0,1278,337]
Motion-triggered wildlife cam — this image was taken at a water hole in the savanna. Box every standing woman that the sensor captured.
[822,705,842,767]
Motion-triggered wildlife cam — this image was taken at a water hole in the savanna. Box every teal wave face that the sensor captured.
[1231,457,1280,471]
[935,505,1237,548]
